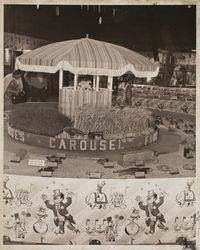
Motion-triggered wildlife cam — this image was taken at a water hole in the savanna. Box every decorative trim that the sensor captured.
[15,57,159,78]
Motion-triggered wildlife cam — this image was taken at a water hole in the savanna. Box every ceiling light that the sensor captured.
[56,6,60,16]
[113,8,116,17]
[99,16,102,24]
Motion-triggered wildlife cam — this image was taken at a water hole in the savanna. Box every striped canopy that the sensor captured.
[15,38,159,78]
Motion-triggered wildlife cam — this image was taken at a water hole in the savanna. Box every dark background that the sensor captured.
[4,4,196,52]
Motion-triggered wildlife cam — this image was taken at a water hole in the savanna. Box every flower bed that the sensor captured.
[74,106,154,139]
[7,103,159,151]
[9,103,72,137]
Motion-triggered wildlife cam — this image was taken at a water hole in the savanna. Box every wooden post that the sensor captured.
[93,75,96,89]
[59,69,63,89]
[74,74,78,90]
[107,76,113,107]
[96,75,100,91]
[108,76,113,91]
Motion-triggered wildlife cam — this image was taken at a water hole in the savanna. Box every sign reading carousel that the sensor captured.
[7,123,159,152]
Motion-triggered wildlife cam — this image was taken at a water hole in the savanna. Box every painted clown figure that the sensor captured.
[13,213,27,238]
[136,190,168,234]
[41,190,79,235]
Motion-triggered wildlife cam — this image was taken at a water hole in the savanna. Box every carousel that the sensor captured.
[10,38,160,151]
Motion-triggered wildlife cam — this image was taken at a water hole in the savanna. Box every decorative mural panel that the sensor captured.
[4,32,50,51]
[174,52,196,66]
[158,49,196,66]
[3,175,197,246]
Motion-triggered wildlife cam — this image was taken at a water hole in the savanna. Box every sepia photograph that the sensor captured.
[3,4,196,179]
[2,3,198,248]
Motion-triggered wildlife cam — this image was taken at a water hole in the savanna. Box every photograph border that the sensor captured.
[1,1,199,250]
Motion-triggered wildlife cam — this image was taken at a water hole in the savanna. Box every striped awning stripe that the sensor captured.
[15,38,159,78]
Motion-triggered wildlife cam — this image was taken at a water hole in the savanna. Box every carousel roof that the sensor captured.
[15,38,159,78]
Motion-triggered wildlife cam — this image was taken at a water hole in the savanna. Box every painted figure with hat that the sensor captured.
[41,189,79,235]
[33,206,48,235]
[136,190,168,234]
[104,216,117,241]
[125,207,140,238]
[13,213,27,238]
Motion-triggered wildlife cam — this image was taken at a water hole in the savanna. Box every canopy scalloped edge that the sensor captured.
[15,58,159,78]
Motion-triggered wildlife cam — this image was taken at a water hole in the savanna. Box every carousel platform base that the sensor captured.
[4,102,195,178]
[6,122,159,152]
[4,125,195,179]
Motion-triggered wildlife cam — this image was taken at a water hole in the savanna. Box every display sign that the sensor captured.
[7,124,158,152]
[28,159,46,167]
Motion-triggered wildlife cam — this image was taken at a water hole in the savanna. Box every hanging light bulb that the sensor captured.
[56,6,60,16]
[113,8,116,17]
[36,4,40,9]
[99,16,102,24]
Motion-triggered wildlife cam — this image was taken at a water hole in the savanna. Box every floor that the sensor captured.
[4,125,195,179]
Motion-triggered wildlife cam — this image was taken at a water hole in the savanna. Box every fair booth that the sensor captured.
[15,38,159,118]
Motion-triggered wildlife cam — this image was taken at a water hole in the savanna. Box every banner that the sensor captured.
[3,175,196,246]
[7,124,158,152]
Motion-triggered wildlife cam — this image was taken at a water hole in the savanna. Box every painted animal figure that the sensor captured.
[15,188,32,206]
[85,181,108,209]
[176,180,195,207]
[109,186,128,209]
